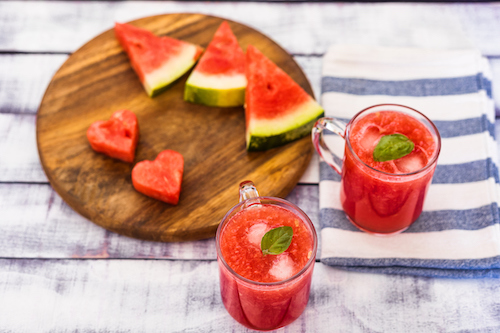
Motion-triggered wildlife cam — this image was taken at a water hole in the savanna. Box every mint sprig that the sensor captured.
[373,134,414,162]
[261,226,293,256]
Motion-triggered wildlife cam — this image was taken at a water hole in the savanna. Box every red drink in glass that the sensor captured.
[216,182,317,331]
[313,104,441,235]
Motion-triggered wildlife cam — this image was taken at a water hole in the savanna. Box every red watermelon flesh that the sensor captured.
[114,22,203,97]
[131,150,184,205]
[245,45,324,151]
[246,45,310,120]
[184,21,246,107]
[195,21,245,76]
[86,109,139,163]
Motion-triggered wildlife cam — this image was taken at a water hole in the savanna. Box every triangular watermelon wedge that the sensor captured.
[184,21,246,107]
[115,22,204,97]
[245,45,324,151]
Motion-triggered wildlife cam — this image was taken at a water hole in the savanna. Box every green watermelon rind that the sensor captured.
[184,83,245,107]
[246,101,325,151]
[149,81,177,98]
[184,71,247,107]
[142,45,201,97]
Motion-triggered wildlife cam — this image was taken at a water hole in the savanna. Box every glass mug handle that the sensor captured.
[311,117,348,175]
[239,180,261,207]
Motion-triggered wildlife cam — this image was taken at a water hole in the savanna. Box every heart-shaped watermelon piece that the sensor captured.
[131,150,184,205]
[87,109,139,163]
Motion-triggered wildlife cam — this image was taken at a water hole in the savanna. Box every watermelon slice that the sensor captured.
[245,45,324,151]
[87,109,139,163]
[184,21,246,107]
[115,22,204,97]
[131,149,184,205]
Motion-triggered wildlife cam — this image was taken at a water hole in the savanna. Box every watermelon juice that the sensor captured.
[340,105,441,234]
[216,182,317,331]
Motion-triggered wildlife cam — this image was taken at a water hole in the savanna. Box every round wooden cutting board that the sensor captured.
[36,13,316,242]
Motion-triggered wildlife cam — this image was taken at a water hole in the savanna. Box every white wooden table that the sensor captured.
[2,1,500,332]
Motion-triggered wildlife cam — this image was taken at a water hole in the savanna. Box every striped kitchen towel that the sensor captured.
[319,45,500,278]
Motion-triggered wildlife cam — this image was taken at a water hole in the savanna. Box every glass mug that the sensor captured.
[312,104,441,235]
[216,181,317,331]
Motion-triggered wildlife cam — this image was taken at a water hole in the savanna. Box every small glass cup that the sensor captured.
[216,181,317,331]
[312,104,441,235]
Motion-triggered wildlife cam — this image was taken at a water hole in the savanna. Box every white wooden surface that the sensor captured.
[1,261,498,332]
[1,1,500,332]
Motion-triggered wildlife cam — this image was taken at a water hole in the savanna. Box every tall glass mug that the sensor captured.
[312,104,441,235]
[216,181,317,331]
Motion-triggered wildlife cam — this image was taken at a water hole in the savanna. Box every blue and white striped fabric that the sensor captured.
[319,45,500,278]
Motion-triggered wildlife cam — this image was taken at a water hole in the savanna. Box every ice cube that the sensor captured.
[247,222,269,248]
[358,125,382,152]
[269,254,295,281]
[394,147,429,173]
[379,160,398,174]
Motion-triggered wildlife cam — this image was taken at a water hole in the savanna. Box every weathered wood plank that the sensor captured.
[2,50,499,119]
[0,54,67,114]
[0,53,320,114]
[1,3,500,332]
[293,55,322,101]
[0,114,48,182]
[0,259,498,332]
[1,2,500,56]
[0,183,318,259]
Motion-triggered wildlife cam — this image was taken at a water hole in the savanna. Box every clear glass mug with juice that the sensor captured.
[312,104,441,234]
[216,181,317,331]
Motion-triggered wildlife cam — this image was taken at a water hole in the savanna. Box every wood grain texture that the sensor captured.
[36,13,317,242]
[0,183,318,259]
[0,259,499,332]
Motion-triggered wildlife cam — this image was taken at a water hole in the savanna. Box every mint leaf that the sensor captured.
[373,134,414,162]
[261,226,293,256]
